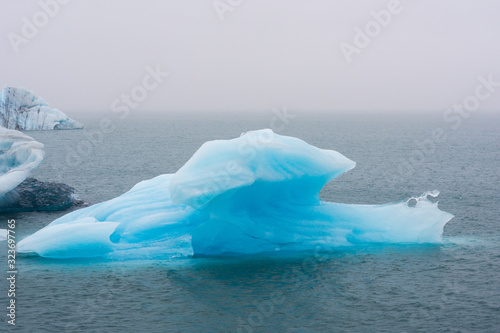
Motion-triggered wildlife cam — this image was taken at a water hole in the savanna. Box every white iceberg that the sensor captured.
[18,130,454,259]
[0,127,81,212]
[0,87,83,130]
[0,127,44,198]
[0,229,6,241]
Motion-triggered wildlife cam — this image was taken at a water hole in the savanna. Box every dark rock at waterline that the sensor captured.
[0,178,86,213]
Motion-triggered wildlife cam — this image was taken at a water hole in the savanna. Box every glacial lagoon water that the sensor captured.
[1,111,499,332]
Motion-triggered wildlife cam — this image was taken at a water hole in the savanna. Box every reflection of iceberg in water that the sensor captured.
[18,130,454,259]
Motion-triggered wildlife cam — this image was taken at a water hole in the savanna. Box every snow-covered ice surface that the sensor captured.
[0,87,83,130]
[0,127,45,197]
[18,130,454,259]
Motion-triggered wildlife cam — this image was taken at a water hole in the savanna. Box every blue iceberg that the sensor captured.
[18,130,453,259]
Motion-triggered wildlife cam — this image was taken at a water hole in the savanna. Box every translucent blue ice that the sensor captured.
[18,130,454,258]
[0,87,83,130]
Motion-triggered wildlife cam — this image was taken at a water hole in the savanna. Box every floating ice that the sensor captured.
[0,178,82,213]
[0,128,81,211]
[0,229,6,241]
[18,130,454,258]
[0,87,83,130]
[0,127,44,197]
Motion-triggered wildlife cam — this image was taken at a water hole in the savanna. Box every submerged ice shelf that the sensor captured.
[18,129,454,259]
[0,86,83,130]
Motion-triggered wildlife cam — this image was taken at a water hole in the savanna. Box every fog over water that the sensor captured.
[1,0,499,114]
[1,1,499,332]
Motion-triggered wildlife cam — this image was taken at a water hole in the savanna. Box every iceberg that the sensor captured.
[0,127,45,197]
[0,178,84,213]
[0,229,6,241]
[0,87,83,130]
[18,129,454,259]
[0,127,83,211]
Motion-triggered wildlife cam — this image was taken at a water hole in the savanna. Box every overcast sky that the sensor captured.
[1,0,499,114]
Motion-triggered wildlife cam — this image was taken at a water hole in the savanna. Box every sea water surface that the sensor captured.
[1,111,499,332]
